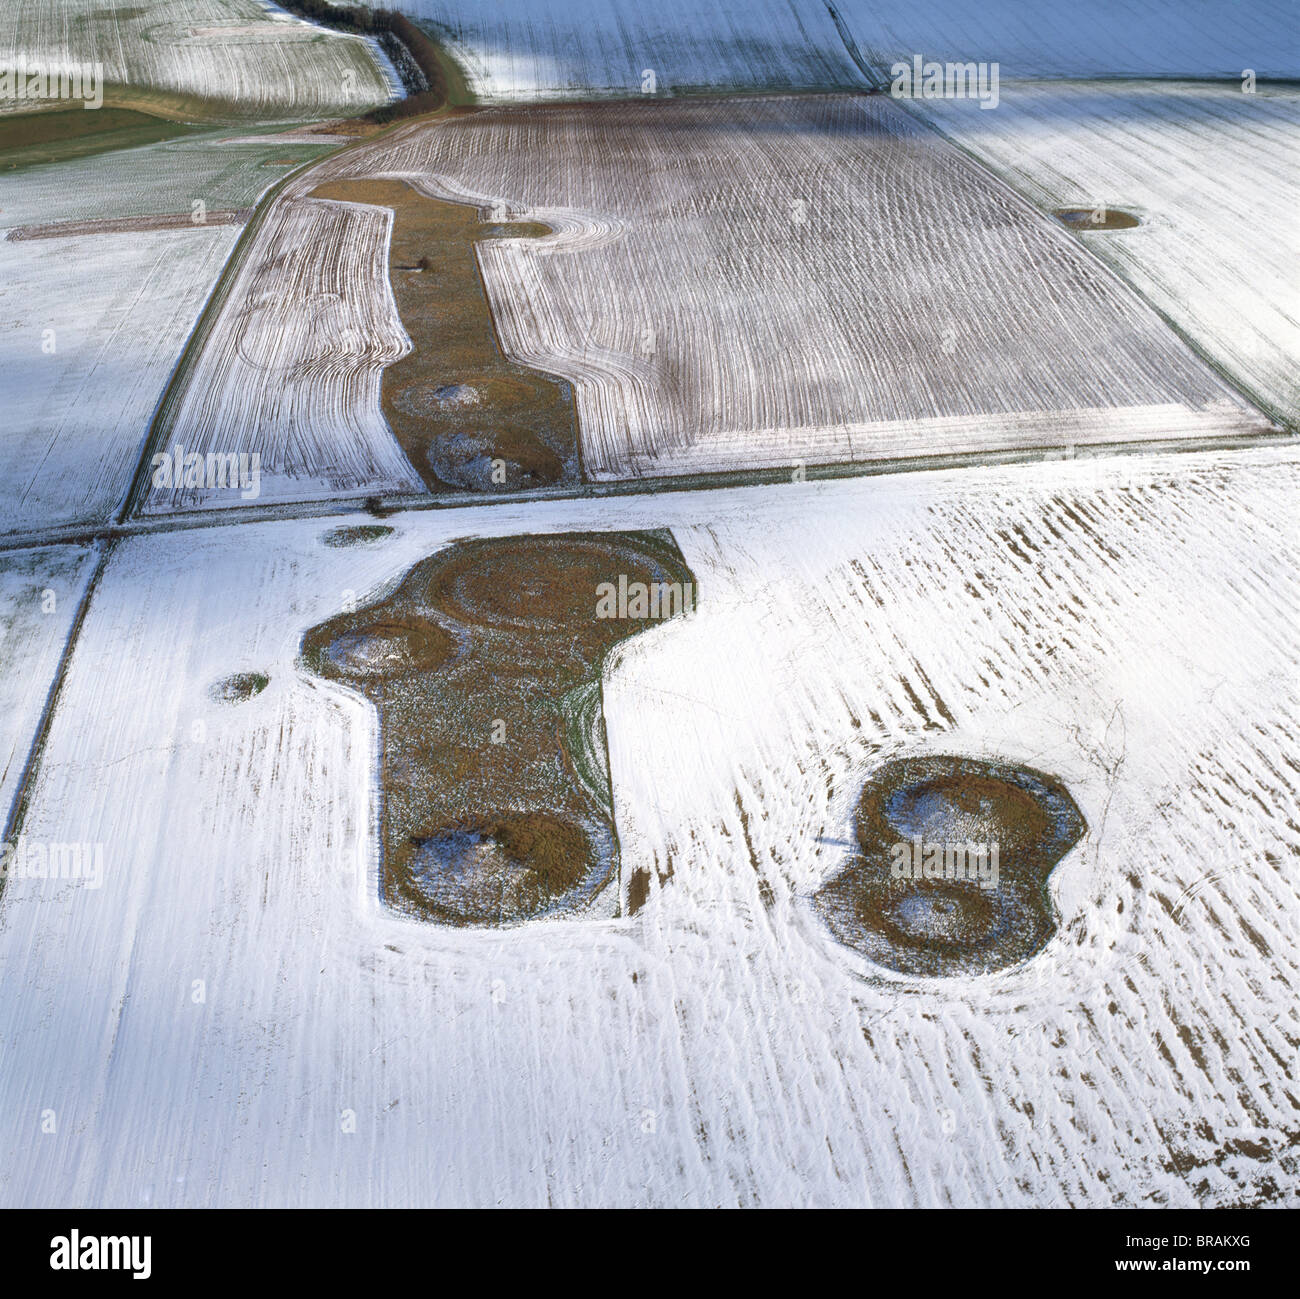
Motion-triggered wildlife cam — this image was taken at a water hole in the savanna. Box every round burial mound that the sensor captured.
[814,755,1085,977]
[316,617,455,680]
[424,533,691,642]
[390,811,592,926]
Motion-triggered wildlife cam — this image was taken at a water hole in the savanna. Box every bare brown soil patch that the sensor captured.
[7,210,251,241]
[814,755,1085,976]
[309,177,579,493]
[302,531,696,925]
[296,118,389,138]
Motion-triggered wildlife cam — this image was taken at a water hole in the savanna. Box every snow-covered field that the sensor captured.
[0,125,359,537]
[835,0,1300,82]
[2,0,392,119]
[142,193,423,513]
[2,0,1296,1218]
[910,80,1300,429]
[389,0,1299,99]
[0,129,344,228]
[392,0,860,100]
[0,545,95,836]
[1,444,1294,1207]
[0,225,238,535]
[295,94,1273,484]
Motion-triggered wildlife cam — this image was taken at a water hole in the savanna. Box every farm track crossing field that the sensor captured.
[297,94,1274,485]
[7,208,251,238]
[0,446,1295,1207]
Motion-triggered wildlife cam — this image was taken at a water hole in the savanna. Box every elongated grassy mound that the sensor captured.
[303,530,696,925]
[1055,207,1141,231]
[815,755,1085,976]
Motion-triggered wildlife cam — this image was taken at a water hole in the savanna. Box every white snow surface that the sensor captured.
[909,80,1300,429]
[141,194,424,514]
[389,0,1300,99]
[0,445,1295,1207]
[0,545,95,834]
[2,0,392,119]
[309,95,1274,483]
[0,226,239,536]
[391,0,861,100]
[836,0,1300,81]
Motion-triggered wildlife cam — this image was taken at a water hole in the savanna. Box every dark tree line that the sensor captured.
[279,2,454,119]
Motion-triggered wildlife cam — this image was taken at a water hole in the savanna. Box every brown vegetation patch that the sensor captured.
[391,811,590,925]
[1055,207,1141,231]
[311,616,455,680]
[210,671,269,703]
[321,524,395,548]
[814,755,1085,976]
[423,533,689,637]
[302,530,697,925]
[309,177,579,493]
[7,209,251,241]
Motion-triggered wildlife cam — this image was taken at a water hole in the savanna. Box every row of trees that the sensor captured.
[281,2,453,119]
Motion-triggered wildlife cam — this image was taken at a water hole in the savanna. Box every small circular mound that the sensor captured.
[392,383,482,417]
[210,671,268,704]
[425,534,688,637]
[428,428,566,491]
[319,618,453,679]
[391,811,591,926]
[877,771,1052,856]
[1054,207,1141,231]
[321,525,395,549]
[886,883,996,944]
[431,384,481,408]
